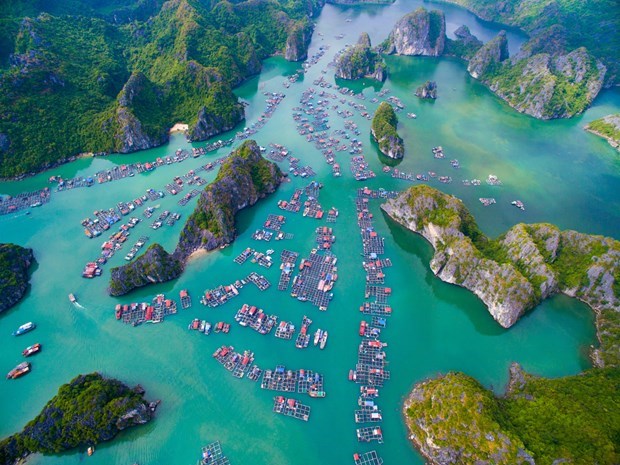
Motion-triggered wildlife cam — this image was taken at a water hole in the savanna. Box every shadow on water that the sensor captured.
[383,209,507,336]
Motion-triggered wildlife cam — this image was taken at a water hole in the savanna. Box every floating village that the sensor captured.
[2,25,538,465]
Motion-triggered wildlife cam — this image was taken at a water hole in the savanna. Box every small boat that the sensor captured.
[68,293,77,303]
[7,361,30,379]
[87,446,94,456]
[320,331,328,349]
[203,322,212,335]
[308,389,326,398]
[22,343,42,357]
[12,322,36,336]
[511,200,525,211]
[313,329,322,346]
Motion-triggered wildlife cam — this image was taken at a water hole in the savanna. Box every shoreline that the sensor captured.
[169,123,189,134]
[584,127,620,150]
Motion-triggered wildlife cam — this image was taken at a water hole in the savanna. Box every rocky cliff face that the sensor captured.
[383,8,445,57]
[187,102,245,142]
[285,21,313,62]
[415,80,437,99]
[175,140,283,261]
[468,31,606,119]
[335,32,387,82]
[108,244,183,297]
[0,244,34,314]
[0,373,154,465]
[381,185,620,365]
[444,25,483,60]
[113,72,169,153]
[467,31,509,79]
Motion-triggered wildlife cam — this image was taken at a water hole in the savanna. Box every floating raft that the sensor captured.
[275,321,296,340]
[354,404,383,423]
[353,450,383,465]
[261,365,324,395]
[0,187,51,215]
[199,441,230,465]
[234,247,253,264]
[359,302,392,316]
[273,396,311,421]
[263,214,286,231]
[278,250,299,291]
[212,346,255,379]
[247,272,271,291]
[356,426,383,443]
[180,290,192,309]
[295,315,312,348]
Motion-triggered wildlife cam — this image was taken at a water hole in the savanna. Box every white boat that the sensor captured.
[320,331,328,350]
[313,329,322,346]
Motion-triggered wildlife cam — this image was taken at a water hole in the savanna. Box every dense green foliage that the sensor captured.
[406,367,620,465]
[0,373,151,464]
[370,101,403,158]
[441,0,620,84]
[0,243,33,312]
[335,35,385,81]
[0,0,319,177]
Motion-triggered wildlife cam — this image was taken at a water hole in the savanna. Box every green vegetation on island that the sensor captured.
[108,243,182,297]
[0,243,34,314]
[585,114,620,150]
[439,0,620,85]
[335,32,386,82]
[0,373,154,465]
[371,102,404,159]
[381,185,620,366]
[383,4,614,119]
[0,0,322,178]
[107,140,282,296]
[404,365,620,465]
[176,139,283,260]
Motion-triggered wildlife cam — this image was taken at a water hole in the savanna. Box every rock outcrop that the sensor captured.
[285,21,313,62]
[467,31,509,79]
[381,185,620,366]
[0,244,34,314]
[335,32,387,82]
[383,8,445,57]
[0,373,154,465]
[175,140,284,261]
[187,100,245,142]
[444,25,483,60]
[585,113,620,150]
[371,102,404,159]
[108,244,183,297]
[415,80,437,99]
[404,364,619,465]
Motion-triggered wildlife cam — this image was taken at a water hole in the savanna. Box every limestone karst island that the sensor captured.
[0,1,618,465]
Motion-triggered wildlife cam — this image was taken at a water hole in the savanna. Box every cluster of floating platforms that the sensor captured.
[315,226,336,250]
[351,187,397,446]
[261,365,324,396]
[115,294,178,326]
[350,156,375,181]
[199,441,230,465]
[234,247,273,268]
[273,397,311,421]
[275,320,296,339]
[290,249,337,311]
[234,304,277,335]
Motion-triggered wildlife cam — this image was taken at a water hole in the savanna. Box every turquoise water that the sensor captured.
[1,1,618,464]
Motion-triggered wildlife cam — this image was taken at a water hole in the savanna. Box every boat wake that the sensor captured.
[73,302,86,310]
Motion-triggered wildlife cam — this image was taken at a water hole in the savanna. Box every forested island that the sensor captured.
[335,32,386,81]
[0,373,155,465]
[0,0,322,178]
[371,102,404,159]
[0,243,34,314]
[108,140,283,296]
[585,114,620,150]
